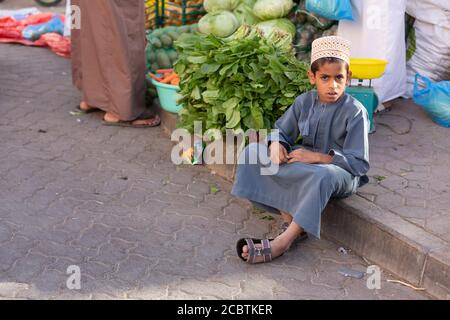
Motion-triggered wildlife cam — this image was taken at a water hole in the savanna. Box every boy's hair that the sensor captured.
[310,57,350,75]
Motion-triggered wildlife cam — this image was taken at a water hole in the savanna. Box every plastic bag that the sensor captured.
[405,19,450,97]
[413,74,450,127]
[305,0,353,21]
[22,15,64,41]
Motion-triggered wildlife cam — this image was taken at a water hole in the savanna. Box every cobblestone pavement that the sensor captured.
[359,101,450,244]
[0,43,432,298]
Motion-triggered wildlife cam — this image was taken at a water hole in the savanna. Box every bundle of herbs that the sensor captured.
[174,25,313,134]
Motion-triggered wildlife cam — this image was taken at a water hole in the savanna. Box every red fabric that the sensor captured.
[0,16,20,28]
[19,13,54,26]
[0,13,70,58]
[39,33,71,58]
[0,38,39,46]
[0,27,23,40]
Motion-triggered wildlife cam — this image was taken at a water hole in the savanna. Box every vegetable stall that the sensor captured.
[145,0,450,170]
[145,0,338,134]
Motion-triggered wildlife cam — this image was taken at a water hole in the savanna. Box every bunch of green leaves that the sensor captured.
[174,25,313,133]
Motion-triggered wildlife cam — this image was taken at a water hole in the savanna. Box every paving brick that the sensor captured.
[115,254,156,284]
[6,253,56,283]
[379,175,409,191]
[374,193,405,209]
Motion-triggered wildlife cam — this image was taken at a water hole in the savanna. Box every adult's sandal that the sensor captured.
[102,114,161,128]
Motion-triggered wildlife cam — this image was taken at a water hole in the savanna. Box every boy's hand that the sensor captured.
[287,148,333,164]
[269,141,288,165]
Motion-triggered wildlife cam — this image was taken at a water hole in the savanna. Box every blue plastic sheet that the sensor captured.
[306,0,353,21]
[413,74,450,127]
[22,15,64,41]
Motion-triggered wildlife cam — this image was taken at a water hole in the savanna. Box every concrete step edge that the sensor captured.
[323,195,450,300]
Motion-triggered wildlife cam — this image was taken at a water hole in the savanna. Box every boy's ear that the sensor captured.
[347,70,353,86]
[307,70,316,85]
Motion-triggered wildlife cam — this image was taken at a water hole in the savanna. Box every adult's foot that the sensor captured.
[103,112,161,127]
[79,101,99,113]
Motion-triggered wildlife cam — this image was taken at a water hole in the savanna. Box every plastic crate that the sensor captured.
[145,0,205,29]
[145,0,159,30]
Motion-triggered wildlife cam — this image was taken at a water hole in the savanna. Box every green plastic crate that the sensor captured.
[346,86,378,133]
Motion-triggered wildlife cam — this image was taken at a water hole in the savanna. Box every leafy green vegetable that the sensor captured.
[256,18,296,39]
[204,0,240,13]
[233,1,260,25]
[253,0,295,20]
[174,25,313,134]
[374,175,386,182]
[198,11,241,38]
[210,185,220,194]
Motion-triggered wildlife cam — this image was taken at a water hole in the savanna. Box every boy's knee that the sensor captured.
[315,167,334,182]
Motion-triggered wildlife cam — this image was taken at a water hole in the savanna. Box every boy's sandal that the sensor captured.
[236,238,275,264]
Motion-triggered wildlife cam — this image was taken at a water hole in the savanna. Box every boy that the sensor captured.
[232,36,370,264]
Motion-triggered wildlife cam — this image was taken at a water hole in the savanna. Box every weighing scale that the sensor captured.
[346,58,388,133]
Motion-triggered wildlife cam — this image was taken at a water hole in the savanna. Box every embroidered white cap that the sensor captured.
[311,36,351,65]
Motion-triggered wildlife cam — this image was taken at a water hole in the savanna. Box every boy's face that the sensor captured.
[308,62,351,103]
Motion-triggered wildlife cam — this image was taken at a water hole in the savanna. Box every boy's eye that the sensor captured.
[336,75,344,80]
[321,76,329,80]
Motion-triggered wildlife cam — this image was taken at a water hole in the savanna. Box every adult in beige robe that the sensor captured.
[71,0,160,127]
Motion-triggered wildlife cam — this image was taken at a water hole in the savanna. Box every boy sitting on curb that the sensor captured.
[232,36,370,264]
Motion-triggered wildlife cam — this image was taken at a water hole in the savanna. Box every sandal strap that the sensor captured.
[260,239,272,262]
[246,239,256,264]
[243,238,273,264]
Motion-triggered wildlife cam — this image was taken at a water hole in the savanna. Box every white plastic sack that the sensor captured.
[406,0,450,28]
[338,0,407,103]
[404,0,450,97]
[405,20,450,97]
